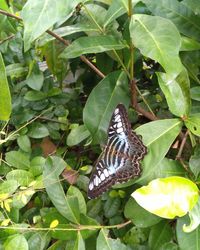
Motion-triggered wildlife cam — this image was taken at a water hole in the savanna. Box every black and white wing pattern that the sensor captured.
[87,104,147,199]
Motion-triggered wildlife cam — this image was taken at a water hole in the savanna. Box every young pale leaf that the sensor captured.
[183,197,200,233]
[60,35,128,59]
[156,69,190,117]
[97,229,128,250]
[22,0,85,51]
[185,114,200,136]
[143,0,200,41]
[130,14,182,76]
[50,219,59,229]
[132,177,199,219]
[83,71,129,144]
[6,170,34,186]
[43,157,80,223]
[0,52,11,120]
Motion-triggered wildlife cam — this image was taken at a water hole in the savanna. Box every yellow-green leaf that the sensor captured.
[50,219,59,228]
[132,177,199,219]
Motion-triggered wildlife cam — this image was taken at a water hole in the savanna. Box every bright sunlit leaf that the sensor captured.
[50,219,59,229]
[132,177,199,219]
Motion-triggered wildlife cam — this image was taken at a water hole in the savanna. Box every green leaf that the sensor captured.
[130,14,182,76]
[97,229,128,250]
[25,63,44,90]
[181,36,200,51]
[17,135,31,153]
[28,122,49,138]
[176,216,200,250]
[67,186,87,215]
[156,68,190,117]
[149,221,173,250]
[183,197,200,233]
[185,114,200,136]
[4,234,28,250]
[38,23,99,47]
[124,197,161,227]
[5,151,30,170]
[43,157,80,223]
[74,232,85,250]
[182,0,200,15]
[143,0,200,41]
[67,125,90,146]
[60,35,128,59]
[0,52,11,120]
[0,180,19,195]
[190,87,200,101]
[6,63,28,78]
[30,156,45,177]
[132,176,199,219]
[28,232,50,250]
[83,71,129,143]
[6,170,34,186]
[24,90,47,101]
[22,0,85,51]
[189,146,200,179]
[104,197,121,218]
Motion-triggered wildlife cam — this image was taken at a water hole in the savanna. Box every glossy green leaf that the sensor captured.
[182,0,200,15]
[83,71,129,143]
[176,216,200,250]
[74,232,85,250]
[124,197,161,227]
[5,151,30,170]
[0,52,11,120]
[43,157,80,223]
[24,90,47,101]
[6,170,34,186]
[132,176,199,219]
[17,135,31,153]
[190,87,200,101]
[67,186,87,215]
[130,14,182,76]
[4,234,28,250]
[22,0,84,51]
[156,68,190,117]
[67,125,90,146]
[183,197,200,233]
[181,36,200,51]
[97,229,127,250]
[60,35,128,59]
[28,122,49,138]
[149,221,173,250]
[150,158,185,180]
[28,232,50,250]
[185,114,200,136]
[143,0,200,41]
[189,146,200,179]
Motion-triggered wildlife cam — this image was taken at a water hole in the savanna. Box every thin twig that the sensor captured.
[0,220,132,232]
[176,129,189,160]
[37,116,68,125]
[0,35,14,45]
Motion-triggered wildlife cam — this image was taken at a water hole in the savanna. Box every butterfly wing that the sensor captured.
[88,104,147,199]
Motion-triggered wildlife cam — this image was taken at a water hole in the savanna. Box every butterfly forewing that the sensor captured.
[88,104,147,199]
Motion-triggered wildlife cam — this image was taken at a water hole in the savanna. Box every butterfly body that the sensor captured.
[88,104,147,199]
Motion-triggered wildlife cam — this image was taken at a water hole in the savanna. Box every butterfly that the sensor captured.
[88,104,147,199]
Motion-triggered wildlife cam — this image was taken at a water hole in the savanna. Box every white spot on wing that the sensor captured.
[89,182,94,190]
[117,127,123,133]
[100,174,105,181]
[117,122,122,128]
[104,169,109,177]
[114,108,119,114]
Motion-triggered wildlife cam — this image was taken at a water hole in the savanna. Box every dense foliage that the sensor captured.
[1,0,200,249]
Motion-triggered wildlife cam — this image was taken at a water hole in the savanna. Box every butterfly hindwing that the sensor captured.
[88,104,147,199]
